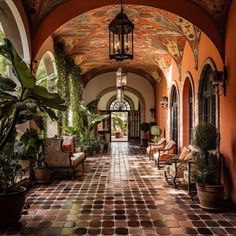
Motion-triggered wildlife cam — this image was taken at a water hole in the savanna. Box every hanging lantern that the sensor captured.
[116,67,127,87]
[109,0,134,61]
[117,88,124,102]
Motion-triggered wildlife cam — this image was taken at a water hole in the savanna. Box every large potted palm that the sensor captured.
[192,123,224,211]
[0,38,66,225]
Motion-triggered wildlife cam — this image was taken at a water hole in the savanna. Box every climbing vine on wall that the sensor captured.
[54,40,83,131]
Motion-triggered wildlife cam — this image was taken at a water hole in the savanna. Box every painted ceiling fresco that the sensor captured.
[53,5,201,80]
[21,0,232,36]
[20,0,232,81]
[189,0,232,35]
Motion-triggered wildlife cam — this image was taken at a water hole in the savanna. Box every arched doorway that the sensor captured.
[171,86,178,151]
[110,99,130,142]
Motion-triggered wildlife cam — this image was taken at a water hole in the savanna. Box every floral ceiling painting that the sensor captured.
[21,0,232,81]
[53,5,201,80]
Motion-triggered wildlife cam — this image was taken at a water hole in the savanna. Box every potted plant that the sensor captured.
[0,38,66,224]
[34,153,50,183]
[0,135,26,225]
[192,123,224,211]
[150,125,162,143]
[140,122,150,146]
[18,128,43,180]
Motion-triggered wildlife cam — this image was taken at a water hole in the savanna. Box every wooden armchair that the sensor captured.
[153,140,176,169]
[146,138,166,160]
[43,137,85,178]
[164,146,193,188]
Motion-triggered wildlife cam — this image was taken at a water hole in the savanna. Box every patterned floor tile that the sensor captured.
[0,142,236,235]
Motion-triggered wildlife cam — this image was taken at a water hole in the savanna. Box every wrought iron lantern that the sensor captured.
[109,0,134,61]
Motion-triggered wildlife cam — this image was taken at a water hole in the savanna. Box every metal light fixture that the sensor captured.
[160,96,168,109]
[116,67,127,102]
[210,66,227,96]
[109,0,134,61]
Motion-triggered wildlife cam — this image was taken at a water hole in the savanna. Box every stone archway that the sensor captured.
[1,0,30,63]
[96,86,146,124]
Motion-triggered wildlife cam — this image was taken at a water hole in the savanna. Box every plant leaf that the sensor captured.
[39,104,58,121]
[0,76,17,91]
[4,39,35,89]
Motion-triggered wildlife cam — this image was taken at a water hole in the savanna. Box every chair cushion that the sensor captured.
[63,143,73,152]
[178,147,190,160]
[61,135,75,152]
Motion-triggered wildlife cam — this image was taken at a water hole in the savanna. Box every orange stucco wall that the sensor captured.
[221,0,236,204]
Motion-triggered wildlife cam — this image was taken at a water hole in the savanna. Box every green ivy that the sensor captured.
[54,40,83,132]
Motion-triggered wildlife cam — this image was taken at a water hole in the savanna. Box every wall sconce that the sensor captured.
[150,107,155,117]
[160,96,168,109]
[210,66,227,96]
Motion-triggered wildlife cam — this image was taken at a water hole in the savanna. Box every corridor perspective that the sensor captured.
[2,0,236,234]
[1,143,236,236]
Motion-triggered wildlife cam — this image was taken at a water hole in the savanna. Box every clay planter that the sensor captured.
[115,132,121,138]
[0,187,26,225]
[197,184,224,211]
[34,168,51,183]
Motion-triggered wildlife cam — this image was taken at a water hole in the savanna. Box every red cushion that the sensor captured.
[63,143,72,152]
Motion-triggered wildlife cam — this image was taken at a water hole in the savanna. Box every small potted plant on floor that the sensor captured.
[192,123,224,211]
[140,122,150,147]
[34,152,50,183]
[18,128,43,180]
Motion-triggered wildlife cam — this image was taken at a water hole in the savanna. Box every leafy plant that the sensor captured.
[34,153,47,169]
[0,136,24,193]
[192,123,221,186]
[112,112,127,135]
[150,125,162,143]
[0,38,66,193]
[64,104,109,153]
[0,38,67,152]
[140,122,150,133]
[19,128,42,160]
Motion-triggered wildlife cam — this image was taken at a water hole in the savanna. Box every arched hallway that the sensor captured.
[1,143,235,235]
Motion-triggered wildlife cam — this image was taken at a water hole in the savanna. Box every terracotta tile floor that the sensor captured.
[1,142,236,235]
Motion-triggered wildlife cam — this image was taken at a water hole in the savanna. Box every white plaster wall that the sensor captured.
[84,72,154,121]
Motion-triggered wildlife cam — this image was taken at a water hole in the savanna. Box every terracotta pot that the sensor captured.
[34,168,51,183]
[115,132,121,138]
[0,187,26,225]
[197,184,224,211]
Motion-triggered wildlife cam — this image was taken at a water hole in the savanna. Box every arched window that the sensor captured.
[110,99,130,111]
[188,86,193,144]
[200,65,216,125]
[171,87,178,148]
